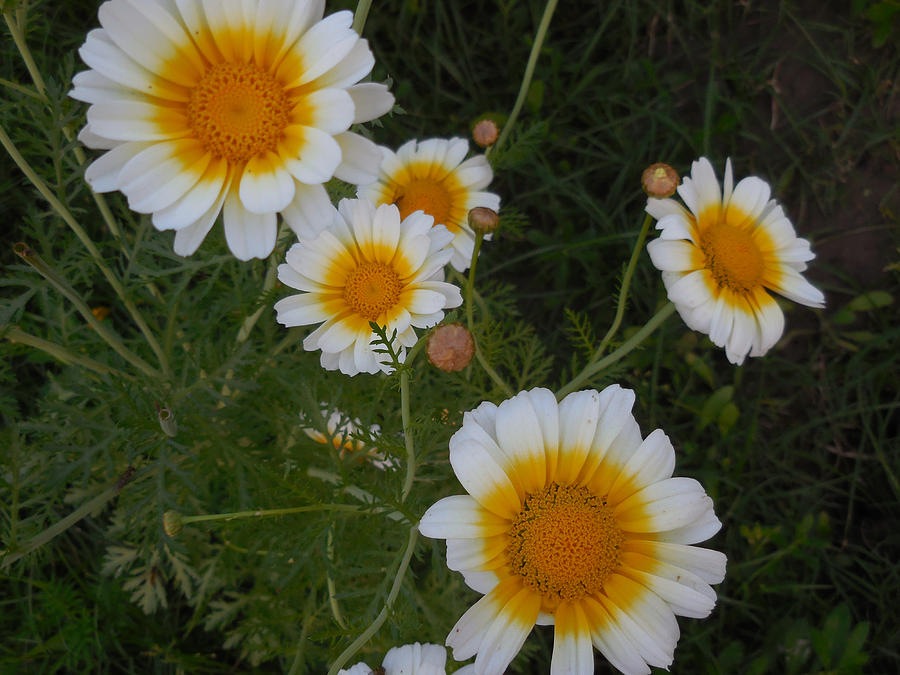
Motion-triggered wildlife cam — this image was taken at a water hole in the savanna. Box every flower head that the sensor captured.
[646,157,825,365]
[301,407,393,470]
[358,138,500,272]
[71,0,394,261]
[339,642,447,675]
[275,199,463,375]
[420,386,726,675]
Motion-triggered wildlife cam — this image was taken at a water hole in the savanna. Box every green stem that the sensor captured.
[326,526,419,675]
[400,369,416,502]
[465,232,484,333]
[489,0,559,156]
[287,592,319,675]
[0,125,169,377]
[463,232,514,396]
[352,0,373,34]
[181,503,363,525]
[591,213,654,361]
[4,8,123,240]
[557,302,676,400]
[307,468,405,522]
[237,253,279,343]
[1,468,146,568]
[326,528,348,629]
[2,325,131,379]
[14,244,162,379]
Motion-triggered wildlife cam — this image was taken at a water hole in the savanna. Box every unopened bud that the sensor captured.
[472,119,499,147]
[158,407,177,437]
[468,207,499,235]
[427,323,475,372]
[163,510,183,537]
[641,163,679,198]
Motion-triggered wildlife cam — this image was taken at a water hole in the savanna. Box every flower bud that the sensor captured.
[468,207,499,235]
[427,323,475,372]
[472,119,499,147]
[163,510,183,537]
[641,163,679,198]
[158,407,177,437]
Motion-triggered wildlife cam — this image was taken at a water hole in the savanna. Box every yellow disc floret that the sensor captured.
[394,177,454,228]
[187,62,291,163]
[343,262,402,321]
[699,219,765,294]
[506,483,623,604]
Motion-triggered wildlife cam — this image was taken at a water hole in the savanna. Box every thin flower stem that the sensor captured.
[4,8,123,240]
[0,124,170,377]
[400,369,416,502]
[556,302,676,400]
[465,232,484,333]
[236,252,279,343]
[591,213,655,361]
[2,326,131,380]
[352,0,373,34]
[307,467,405,522]
[326,525,419,675]
[181,503,363,525]
[489,0,559,157]
[326,528,348,629]
[14,244,162,379]
[464,232,515,397]
[287,592,319,675]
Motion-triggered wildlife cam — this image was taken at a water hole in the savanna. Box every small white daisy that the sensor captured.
[274,199,463,375]
[420,386,726,675]
[301,407,394,470]
[71,0,394,261]
[338,642,447,675]
[358,138,500,272]
[646,157,825,365]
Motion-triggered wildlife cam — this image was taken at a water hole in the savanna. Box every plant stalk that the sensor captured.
[557,302,676,399]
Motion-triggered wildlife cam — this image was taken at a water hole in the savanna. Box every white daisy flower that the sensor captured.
[419,386,726,675]
[358,138,500,272]
[339,642,447,675]
[71,0,394,261]
[274,199,463,375]
[301,407,394,470]
[646,157,825,365]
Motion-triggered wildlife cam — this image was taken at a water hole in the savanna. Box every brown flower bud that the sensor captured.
[163,510,183,537]
[468,207,499,235]
[472,119,500,147]
[641,163,679,198]
[427,323,475,372]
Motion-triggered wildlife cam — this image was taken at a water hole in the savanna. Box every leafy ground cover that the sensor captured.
[1,0,898,672]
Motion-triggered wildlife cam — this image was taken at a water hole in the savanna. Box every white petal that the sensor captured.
[347,82,394,123]
[607,428,676,504]
[239,152,296,214]
[84,142,149,193]
[287,11,357,87]
[550,603,594,675]
[473,587,540,675]
[282,126,342,184]
[726,176,771,226]
[645,196,689,222]
[172,179,229,256]
[223,188,278,260]
[304,88,354,134]
[281,182,336,239]
[666,269,713,309]
[770,266,825,308]
[153,156,229,230]
[647,239,698,272]
[449,436,521,520]
[555,389,602,485]
[419,495,509,539]
[615,477,714,533]
[332,131,382,185]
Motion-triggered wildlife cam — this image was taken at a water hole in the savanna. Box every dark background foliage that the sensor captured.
[1,0,898,672]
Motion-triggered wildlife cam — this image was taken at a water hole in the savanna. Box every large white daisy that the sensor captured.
[357,138,500,272]
[71,0,394,261]
[274,199,463,375]
[646,157,825,365]
[338,642,447,675]
[419,386,726,675]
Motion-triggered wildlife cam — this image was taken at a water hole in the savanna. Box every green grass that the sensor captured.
[2,0,899,672]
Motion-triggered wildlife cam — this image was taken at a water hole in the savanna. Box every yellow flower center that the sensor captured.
[343,262,402,321]
[506,483,623,604]
[394,178,453,228]
[187,62,290,163]
[699,220,765,294]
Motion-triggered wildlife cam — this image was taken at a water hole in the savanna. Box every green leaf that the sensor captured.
[717,401,740,437]
[699,385,734,430]
[847,290,893,311]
